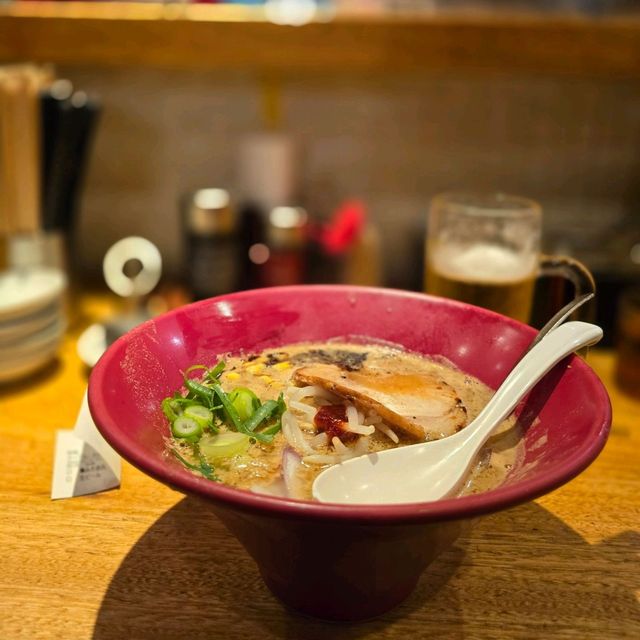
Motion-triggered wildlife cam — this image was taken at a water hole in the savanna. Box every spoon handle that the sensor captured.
[462,321,603,452]
[524,292,594,355]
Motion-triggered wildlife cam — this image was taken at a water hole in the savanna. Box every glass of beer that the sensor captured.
[425,192,594,323]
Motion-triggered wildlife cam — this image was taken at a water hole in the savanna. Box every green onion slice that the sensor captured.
[210,381,243,429]
[257,419,282,438]
[244,392,286,442]
[184,378,216,406]
[243,399,278,432]
[210,382,276,442]
[229,387,261,423]
[199,432,250,461]
[161,397,180,422]
[184,404,213,427]
[171,416,203,441]
[206,360,226,381]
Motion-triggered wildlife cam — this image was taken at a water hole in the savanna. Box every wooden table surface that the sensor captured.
[1,297,639,640]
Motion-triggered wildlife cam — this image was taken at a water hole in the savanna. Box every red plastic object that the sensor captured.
[320,199,366,255]
[88,286,611,621]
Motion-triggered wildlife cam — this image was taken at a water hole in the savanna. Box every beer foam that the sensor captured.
[432,244,536,283]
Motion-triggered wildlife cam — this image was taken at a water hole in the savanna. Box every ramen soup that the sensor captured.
[162,342,523,501]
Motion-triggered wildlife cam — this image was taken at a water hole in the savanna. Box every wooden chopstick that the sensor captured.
[0,91,9,240]
[22,69,43,234]
[0,72,21,237]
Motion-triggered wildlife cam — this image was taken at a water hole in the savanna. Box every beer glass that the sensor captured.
[425,193,594,323]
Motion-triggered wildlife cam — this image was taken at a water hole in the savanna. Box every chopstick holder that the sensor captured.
[51,391,121,500]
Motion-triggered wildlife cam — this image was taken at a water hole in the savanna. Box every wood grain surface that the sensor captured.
[2,3,640,76]
[0,296,638,639]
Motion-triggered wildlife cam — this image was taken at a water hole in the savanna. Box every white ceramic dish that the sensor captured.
[0,302,63,344]
[0,268,66,323]
[0,319,65,361]
[0,341,61,383]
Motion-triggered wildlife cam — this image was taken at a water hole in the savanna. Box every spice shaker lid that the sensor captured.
[266,206,308,249]
[185,189,235,236]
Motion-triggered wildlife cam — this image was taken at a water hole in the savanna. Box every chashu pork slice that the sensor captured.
[294,363,467,441]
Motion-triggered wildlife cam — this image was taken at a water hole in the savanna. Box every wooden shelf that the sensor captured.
[1,3,640,76]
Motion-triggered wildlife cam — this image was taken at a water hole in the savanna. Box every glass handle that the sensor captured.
[539,254,595,296]
[539,254,596,320]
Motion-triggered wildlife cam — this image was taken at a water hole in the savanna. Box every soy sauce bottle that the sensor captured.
[183,188,240,300]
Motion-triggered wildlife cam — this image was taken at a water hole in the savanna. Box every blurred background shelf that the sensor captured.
[2,2,640,76]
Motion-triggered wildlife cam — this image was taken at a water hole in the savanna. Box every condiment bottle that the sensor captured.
[261,206,308,287]
[183,188,239,300]
[236,132,299,289]
[342,223,382,286]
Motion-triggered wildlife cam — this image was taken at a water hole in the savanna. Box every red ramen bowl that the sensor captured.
[88,286,611,621]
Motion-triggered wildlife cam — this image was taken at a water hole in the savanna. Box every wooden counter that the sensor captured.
[1,297,638,639]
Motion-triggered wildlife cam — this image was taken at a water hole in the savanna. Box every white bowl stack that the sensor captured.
[0,267,67,383]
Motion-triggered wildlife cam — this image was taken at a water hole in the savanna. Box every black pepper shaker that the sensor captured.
[183,188,239,300]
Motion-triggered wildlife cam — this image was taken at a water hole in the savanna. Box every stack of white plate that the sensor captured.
[0,267,67,383]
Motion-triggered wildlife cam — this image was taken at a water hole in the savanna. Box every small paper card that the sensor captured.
[51,392,121,499]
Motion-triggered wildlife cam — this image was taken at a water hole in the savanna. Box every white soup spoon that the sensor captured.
[312,321,602,505]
